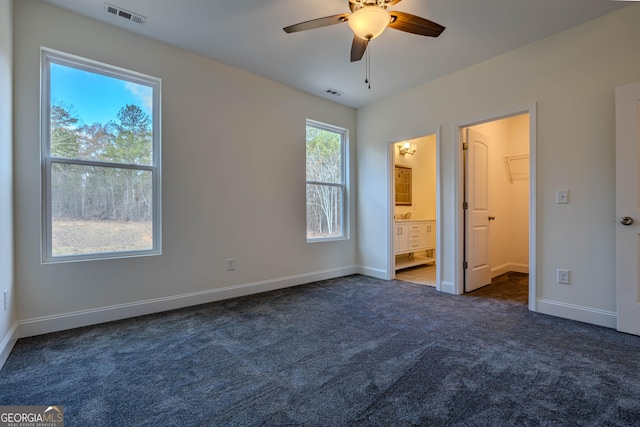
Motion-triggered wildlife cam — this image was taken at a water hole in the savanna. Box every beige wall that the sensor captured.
[507,115,531,269]
[0,0,15,364]
[13,0,357,335]
[357,4,640,326]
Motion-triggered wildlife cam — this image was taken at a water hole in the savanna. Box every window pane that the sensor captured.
[51,163,153,256]
[43,50,160,262]
[306,183,343,239]
[306,126,342,184]
[50,62,153,165]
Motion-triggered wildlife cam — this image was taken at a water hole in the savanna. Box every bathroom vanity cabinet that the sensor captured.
[394,220,436,270]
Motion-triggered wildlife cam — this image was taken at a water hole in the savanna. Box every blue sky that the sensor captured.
[50,63,153,127]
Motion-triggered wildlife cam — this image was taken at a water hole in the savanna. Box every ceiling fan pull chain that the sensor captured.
[365,43,371,90]
[368,43,372,89]
[364,46,368,85]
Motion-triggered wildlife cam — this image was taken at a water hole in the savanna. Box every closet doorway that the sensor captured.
[390,132,440,289]
[457,106,536,309]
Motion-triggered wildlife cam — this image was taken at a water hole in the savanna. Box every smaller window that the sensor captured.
[306,120,347,241]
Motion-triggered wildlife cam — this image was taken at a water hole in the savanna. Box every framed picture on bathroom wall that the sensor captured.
[395,165,412,205]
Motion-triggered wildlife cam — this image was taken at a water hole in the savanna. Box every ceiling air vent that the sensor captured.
[324,88,343,97]
[104,3,146,26]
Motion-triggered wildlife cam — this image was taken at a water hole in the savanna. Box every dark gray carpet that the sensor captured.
[466,271,530,305]
[1,275,640,426]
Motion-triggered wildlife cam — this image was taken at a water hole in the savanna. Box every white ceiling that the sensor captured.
[39,0,632,109]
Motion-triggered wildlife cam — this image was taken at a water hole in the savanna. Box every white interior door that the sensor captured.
[616,81,640,335]
[465,128,492,292]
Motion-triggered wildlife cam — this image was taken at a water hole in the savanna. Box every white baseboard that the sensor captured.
[439,281,456,294]
[491,262,529,278]
[509,263,529,274]
[0,322,18,369]
[536,299,617,329]
[356,265,388,280]
[17,266,358,339]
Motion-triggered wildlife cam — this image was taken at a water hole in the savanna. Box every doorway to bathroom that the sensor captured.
[391,133,439,287]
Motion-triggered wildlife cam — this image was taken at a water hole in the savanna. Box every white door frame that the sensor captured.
[454,104,537,311]
[387,128,442,291]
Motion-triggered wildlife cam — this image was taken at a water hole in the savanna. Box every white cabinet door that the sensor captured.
[418,223,429,248]
[394,224,408,253]
[424,220,436,248]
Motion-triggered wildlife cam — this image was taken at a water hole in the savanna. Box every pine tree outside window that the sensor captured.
[41,49,161,262]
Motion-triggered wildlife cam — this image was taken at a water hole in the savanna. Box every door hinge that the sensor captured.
[463,201,468,210]
[462,142,468,151]
[463,261,468,269]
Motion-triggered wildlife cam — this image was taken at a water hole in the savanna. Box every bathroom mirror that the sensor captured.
[395,165,412,206]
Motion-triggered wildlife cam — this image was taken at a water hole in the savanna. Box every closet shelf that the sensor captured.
[504,154,529,183]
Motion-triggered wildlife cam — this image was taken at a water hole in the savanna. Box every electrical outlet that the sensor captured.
[226,258,236,271]
[557,269,570,284]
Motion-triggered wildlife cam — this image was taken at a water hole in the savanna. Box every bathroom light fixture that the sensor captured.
[398,142,416,156]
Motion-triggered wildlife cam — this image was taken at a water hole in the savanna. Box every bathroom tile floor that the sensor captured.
[395,264,436,287]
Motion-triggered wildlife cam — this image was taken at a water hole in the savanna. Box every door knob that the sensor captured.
[621,216,634,226]
[488,216,496,221]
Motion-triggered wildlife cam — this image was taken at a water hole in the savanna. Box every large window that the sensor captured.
[41,49,161,262]
[306,120,347,241]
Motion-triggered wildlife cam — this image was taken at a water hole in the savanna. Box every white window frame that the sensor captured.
[306,119,348,242]
[41,48,162,263]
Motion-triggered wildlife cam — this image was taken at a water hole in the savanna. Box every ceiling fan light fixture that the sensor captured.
[348,7,391,40]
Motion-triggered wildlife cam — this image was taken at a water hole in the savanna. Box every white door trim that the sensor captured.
[454,103,537,311]
[387,128,442,291]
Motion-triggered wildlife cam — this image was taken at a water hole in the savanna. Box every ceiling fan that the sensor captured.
[283,0,445,62]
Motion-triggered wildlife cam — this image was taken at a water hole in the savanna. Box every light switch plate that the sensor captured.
[556,189,569,204]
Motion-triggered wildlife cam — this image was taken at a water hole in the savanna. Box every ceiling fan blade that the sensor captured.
[351,35,369,62]
[388,11,445,37]
[283,14,350,33]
